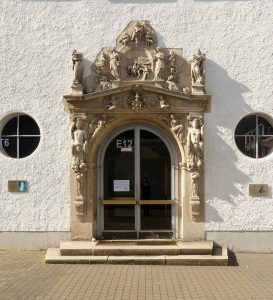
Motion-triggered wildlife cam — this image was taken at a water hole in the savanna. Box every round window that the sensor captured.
[0,114,41,159]
[235,114,273,158]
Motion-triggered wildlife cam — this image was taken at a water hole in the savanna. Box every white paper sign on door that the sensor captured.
[114,180,130,192]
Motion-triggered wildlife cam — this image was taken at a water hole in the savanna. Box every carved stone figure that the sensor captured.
[120,33,130,47]
[145,31,154,46]
[165,67,179,91]
[169,50,176,67]
[170,114,184,142]
[72,50,84,86]
[71,117,87,165]
[191,172,199,197]
[187,117,204,170]
[72,162,87,197]
[89,114,114,139]
[109,49,120,80]
[71,116,88,217]
[131,22,145,46]
[129,92,144,111]
[191,49,206,85]
[154,48,165,80]
[105,95,120,110]
[158,95,170,109]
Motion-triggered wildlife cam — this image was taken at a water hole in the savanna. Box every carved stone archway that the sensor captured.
[64,21,210,241]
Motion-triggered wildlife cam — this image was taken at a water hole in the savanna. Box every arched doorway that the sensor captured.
[97,124,178,239]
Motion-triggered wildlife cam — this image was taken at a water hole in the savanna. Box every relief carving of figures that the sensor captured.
[191,49,206,85]
[150,95,170,110]
[109,49,120,80]
[127,57,151,80]
[161,114,184,143]
[187,116,204,170]
[129,92,144,111]
[89,114,114,140]
[154,48,165,80]
[72,50,84,86]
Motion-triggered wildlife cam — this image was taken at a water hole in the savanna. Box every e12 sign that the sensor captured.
[116,139,133,152]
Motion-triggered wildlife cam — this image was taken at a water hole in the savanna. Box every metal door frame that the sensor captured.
[97,123,179,239]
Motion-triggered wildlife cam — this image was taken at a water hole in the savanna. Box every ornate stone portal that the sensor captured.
[64,21,210,240]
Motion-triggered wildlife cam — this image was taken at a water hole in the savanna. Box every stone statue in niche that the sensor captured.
[191,49,206,85]
[109,49,120,80]
[187,116,204,170]
[72,50,84,86]
[129,92,144,111]
[154,48,165,80]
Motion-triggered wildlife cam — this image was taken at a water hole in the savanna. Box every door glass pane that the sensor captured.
[104,130,135,231]
[104,130,134,199]
[141,205,171,230]
[104,205,135,230]
[140,130,171,230]
[140,130,171,200]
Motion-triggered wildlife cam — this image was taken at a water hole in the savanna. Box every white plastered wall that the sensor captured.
[0,0,273,250]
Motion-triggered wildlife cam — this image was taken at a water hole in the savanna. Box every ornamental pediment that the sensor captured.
[68,20,208,98]
[64,83,210,113]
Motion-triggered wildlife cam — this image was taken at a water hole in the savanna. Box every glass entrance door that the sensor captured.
[102,127,173,239]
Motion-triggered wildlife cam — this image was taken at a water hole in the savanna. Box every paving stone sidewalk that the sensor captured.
[0,250,273,299]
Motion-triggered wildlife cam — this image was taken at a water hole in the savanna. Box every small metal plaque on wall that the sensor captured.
[249,184,268,197]
[8,180,28,193]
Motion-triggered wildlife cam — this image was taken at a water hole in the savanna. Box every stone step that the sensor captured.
[45,247,228,266]
[60,240,213,256]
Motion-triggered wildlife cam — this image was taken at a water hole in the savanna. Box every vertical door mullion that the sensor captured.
[135,127,141,237]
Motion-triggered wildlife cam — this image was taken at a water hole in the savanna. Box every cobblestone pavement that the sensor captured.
[0,251,273,299]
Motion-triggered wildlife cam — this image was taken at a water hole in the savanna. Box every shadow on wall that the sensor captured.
[204,59,252,223]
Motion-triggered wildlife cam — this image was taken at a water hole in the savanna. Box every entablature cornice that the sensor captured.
[64,84,210,114]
